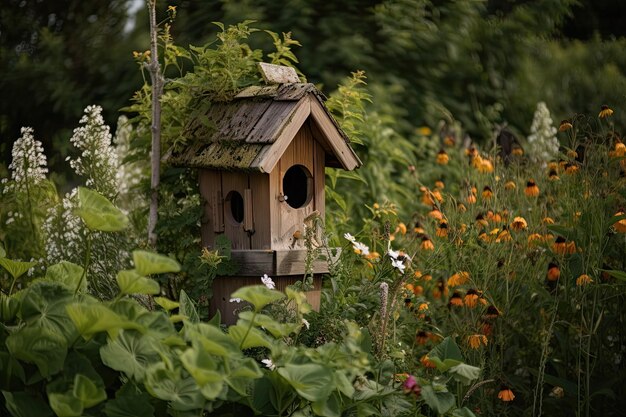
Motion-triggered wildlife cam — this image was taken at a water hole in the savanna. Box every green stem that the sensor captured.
[238,310,257,350]
[75,231,92,296]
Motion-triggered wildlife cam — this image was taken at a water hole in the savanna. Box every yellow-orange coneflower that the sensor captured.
[435,180,445,189]
[416,330,430,345]
[527,233,544,247]
[504,180,516,190]
[475,214,489,228]
[525,179,540,197]
[496,228,512,243]
[457,203,467,213]
[428,208,444,220]
[481,320,493,336]
[431,189,444,203]
[436,150,449,165]
[396,222,407,235]
[610,141,626,158]
[447,271,470,287]
[444,135,455,147]
[464,288,481,308]
[478,231,490,242]
[414,221,425,234]
[511,146,524,156]
[564,163,579,175]
[421,236,435,251]
[448,291,464,307]
[552,236,576,255]
[466,193,477,204]
[420,355,436,368]
[436,221,449,238]
[543,217,555,224]
[467,334,488,349]
[559,120,573,132]
[613,211,626,233]
[422,187,435,205]
[478,158,494,173]
[432,279,448,299]
[482,186,493,200]
[599,105,614,119]
[576,274,593,286]
[510,216,527,231]
[547,262,560,282]
[484,305,500,319]
[498,386,515,402]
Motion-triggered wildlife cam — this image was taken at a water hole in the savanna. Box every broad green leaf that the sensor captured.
[45,262,85,291]
[6,326,67,377]
[0,258,36,280]
[74,187,128,232]
[133,250,181,276]
[155,297,179,311]
[226,358,263,396]
[116,269,160,295]
[238,311,300,338]
[0,245,5,258]
[312,391,341,417]
[0,293,19,321]
[179,347,224,400]
[228,323,272,349]
[48,392,82,417]
[100,330,159,381]
[421,385,455,415]
[428,337,464,363]
[185,322,238,357]
[2,391,54,417]
[449,363,481,385]
[452,407,477,417]
[285,287,312,314]
[144,364,206,411]
[0,351,26,386]
[19,281,77,342]
[334,371,355,397]
[103,383,155,417]
[546,224,576,241]
[230,285,285,312]
[277,363,334,402]
[66,302,143,340]
[73,374,106,409]
[179,290,199,323]
[600,269,626,282]
[427,357,462,372]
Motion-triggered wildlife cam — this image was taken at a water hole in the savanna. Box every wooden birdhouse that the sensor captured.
[170,63,361,323]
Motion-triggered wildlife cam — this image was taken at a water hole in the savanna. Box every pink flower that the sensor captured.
[402,375,421,397]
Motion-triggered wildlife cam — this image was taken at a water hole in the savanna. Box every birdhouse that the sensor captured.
[170,63,361,322]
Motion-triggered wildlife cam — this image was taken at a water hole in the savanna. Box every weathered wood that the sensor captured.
[220,100,273,141]
[221,172,250,250]
[249,173,271,249]
[258,63,300,84]
[243,188,254,233]
[309,97,361,171]
[313,132,326,217]
[275,250,331,275]
[230,250,275,275]
[276,83,315,101]
[199,170,223,248]
[209,274,322,325]
[235,85,279,99]
[245,101,298,144]
[255,97,311,174]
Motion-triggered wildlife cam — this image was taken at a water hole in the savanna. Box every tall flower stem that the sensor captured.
[75,231,92,296]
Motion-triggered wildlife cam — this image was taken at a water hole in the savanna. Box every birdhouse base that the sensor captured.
[209,274,322,325]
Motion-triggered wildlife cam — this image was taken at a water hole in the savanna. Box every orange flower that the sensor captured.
[576,274,593,286]
[396,222,407,235]
[435,180,445,189]
[525,179,540,197]
[466,193,477,204]
[510,216,527,231]
[428,208,444,220]
[478,159,494,173]
[482,186,493,200]
[475,214,489,228]
[613,211,626,233]
[498,387,515,402]
[414,222,425,234]
[467,334,488,349]
[547,262,560,281]
[559,120,573,132]
[552,236,576,255]
[564,163,579,175]
[484,305,500,319]
[448,291,464,307]
[599,105,614,119]
[448,271,470,287]
[548,168,560,181]
[432,279,448,299]
[416,331,430,345]
[511,146,524,156]
[464,289,480,308]
[457,203,467,213]
[421,236,435,251]
[504,181,516,190]
[417,302,429,312]
[436,150,450,165]
[420,355,436,368]
[436,222,449,238]
[527,233,544,247]
[496,228,512,243]
[543,217,555,224]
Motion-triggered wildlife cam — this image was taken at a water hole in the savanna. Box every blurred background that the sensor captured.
[1,0,625,188]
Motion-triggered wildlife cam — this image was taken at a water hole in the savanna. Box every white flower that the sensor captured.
[344,233,357,243]
[353,241,370,256]
[527,102,559,165]
[261,359,276,370]
[6,127,48,194]
[229,298,242,303]
[302,318,310,329]
[261,274,275,289]
[388,249,400,259]
[391,258,406,273]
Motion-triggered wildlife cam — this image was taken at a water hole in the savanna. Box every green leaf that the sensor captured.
[0,293,20,321]
[185,322,239,357]
[100,330,160,381]
[73,373,106,409]
[179,290,199,323]
[144,364,206,411]
[546,224,576,241]
[133,250,181,276]
[155,296,179,311]
[179,347,224,400]
[0,258,37,280]
[103,383,155,417]
[449,363,481,385]
[116,269,160,295]
[312,391,341,417]
[0,245,5,258]
[48,392,83,417]
[2,391,54,417]
[334,371,355,397]
[45,261,85,291]
[421,384,455,415]
[74,187,128,232]
[238,311,299,338]
[19,281,77,342]
[285,287,312,315]
[6,326,67,378]
[228,323,272,349]
[428,336,464,372]
[226,357,263,396]
[230,285,285,312]
[600,269,626,282]
[277,363,334,402]
[66,302,143,340]
[452,407,477,417]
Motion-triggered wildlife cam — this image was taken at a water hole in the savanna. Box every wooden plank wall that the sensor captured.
[221,172,251,250]
[199,170,222,249]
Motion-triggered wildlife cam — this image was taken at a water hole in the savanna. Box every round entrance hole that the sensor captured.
[225,190,244,224]
[283,164,312,209]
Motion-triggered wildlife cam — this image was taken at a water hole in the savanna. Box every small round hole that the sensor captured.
[283,164,312,209]
[225,191,244,224]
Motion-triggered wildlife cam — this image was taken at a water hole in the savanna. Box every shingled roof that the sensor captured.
[168,82,361,173]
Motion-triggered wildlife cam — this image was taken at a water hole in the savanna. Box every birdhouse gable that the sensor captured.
[169,83,362,172]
